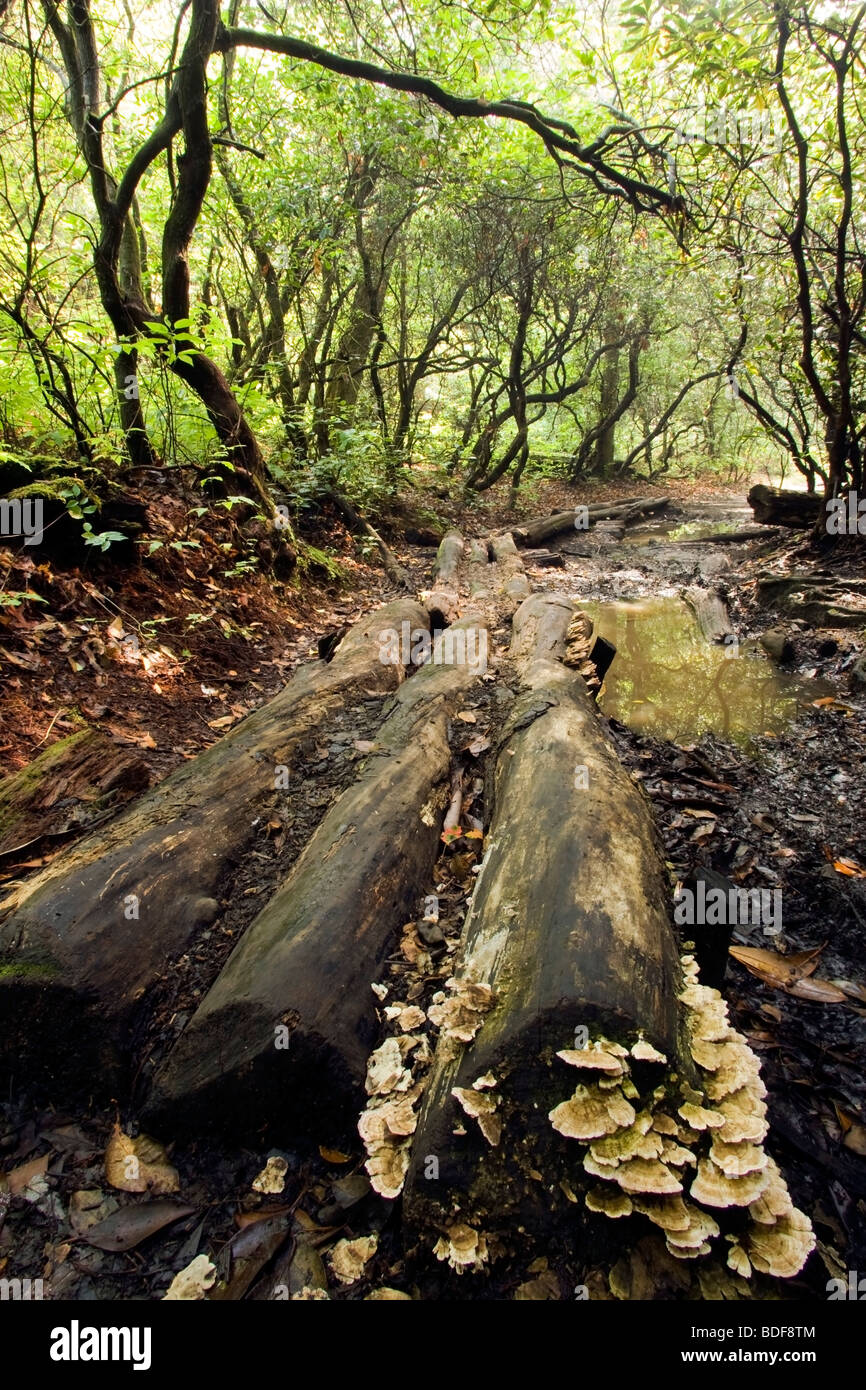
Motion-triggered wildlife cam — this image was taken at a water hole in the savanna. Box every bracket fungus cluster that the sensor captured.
[358,1035,428,1198]
[427,977,496,1043]
[548,955,815,1287]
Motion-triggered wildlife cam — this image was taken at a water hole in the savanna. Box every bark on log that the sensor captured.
[426,531,531,625]
[144,618,488,1141]
[512,496,669,548]
[0,598,428,1088]
[403,593,682,1240]
[426,530,464,623]
[747,485,821,528]
[682,587,735,645]
[0,729,149,859]
[522,549,565,569]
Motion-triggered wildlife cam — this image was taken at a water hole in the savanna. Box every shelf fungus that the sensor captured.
[631,1037,667,1064]
[359,1048,423,1198]
[426,976,495,1044]
[546,953,814,1290]
[433,1222,490,1274]
[549,1083,636,1141]
[556,1044,625,1075]
[452,1085,502,1146]
[586,1185,633,1218]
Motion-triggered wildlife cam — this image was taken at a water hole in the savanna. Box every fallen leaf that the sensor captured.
[105,1125,179,1195]
[7,1153,50,1195]
[729,945,822,989]
[318,1146,351,1165]
[832,857,866,878]
[786,977,848,1004]
[842,1124,866,1156]
[455,710,477,724]
[465,735,491,756]
[84,1201,195,1251]
[234,1205,292,1229]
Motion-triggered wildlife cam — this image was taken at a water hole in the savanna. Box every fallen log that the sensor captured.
[321,489,413,590]
[426,530,531,624]
[747,484,821,529]
[0,597,428,1089]
[759,627,795,665]
[682,586,735,645]
[144,618,488,1141]
[402,593,682,1238]
[0,728,149,859]
[397,594,814,1291]
[512,496,669,548]
[426,529,464,622]
[522,549,565,569]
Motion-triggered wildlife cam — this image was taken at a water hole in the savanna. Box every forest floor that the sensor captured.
[1,472,864,1301]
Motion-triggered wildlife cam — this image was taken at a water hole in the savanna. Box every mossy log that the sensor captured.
[0,598,427,1086]
[0,728,149,858]
[403,594,682,1241]
[144,618,489,1142]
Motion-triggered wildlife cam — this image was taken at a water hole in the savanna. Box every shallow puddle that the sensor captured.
[584,597,833,745]
[619,517,744,546]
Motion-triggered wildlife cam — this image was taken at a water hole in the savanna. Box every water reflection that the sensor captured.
[583,598,832,745]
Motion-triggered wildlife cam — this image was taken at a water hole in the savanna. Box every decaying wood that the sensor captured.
[426,530,531,625]
[759,627,795,664]
[682,586,735,644]
[522,548,565,568]
[0,598,428,1084]
[512,496,669,548]
[0,728,149,858]
[427,530,464,621]
[747,484,821,528]
[403,593,682,1239]
[145,618,489,1140]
